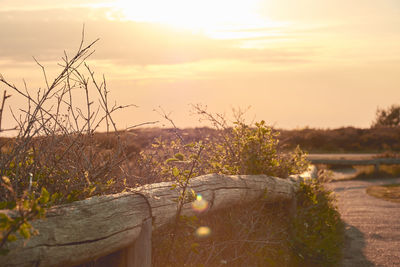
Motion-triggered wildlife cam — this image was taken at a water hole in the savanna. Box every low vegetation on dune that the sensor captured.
[281,105,400,153]
[0,39,344,266]
[353,165,400,180]
[279,126,400,153]
[84,121,400,159]
[366,184,400,203]
[319,164,400,181]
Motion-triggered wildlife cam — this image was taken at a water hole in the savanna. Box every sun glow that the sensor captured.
[111,0,267,34]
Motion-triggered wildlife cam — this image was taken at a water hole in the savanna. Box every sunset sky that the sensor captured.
[1,0,399,131]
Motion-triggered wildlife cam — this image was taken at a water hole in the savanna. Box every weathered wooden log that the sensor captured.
[1,193,150,267]
[132,217,152,267]
[1,174,298,267]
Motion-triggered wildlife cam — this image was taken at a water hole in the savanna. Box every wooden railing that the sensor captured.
[308,157,400,172]
[1,174,303,267]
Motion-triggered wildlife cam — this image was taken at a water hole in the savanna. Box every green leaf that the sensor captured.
[19,223,31,239]
[87,186,96,195]
[0,201,16,210]
[166,158,178,164]
[51,192,61,203]
[23,200,30,210]
[189,154,199,160]
[187,142,196,148]
[172,167,180,177]
[174,153,185,161]
[190,189,196,199]
[0,213,11,224]
[39,187,50,204]
[7,234,17,242]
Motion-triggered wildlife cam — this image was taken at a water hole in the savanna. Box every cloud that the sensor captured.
[0,0,109,11]
[0,7,316,66]
[0,8,110,61]
[260,0,400,23]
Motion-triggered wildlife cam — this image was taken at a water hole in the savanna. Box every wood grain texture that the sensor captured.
[132,217,152,267]
[1,174,299,267]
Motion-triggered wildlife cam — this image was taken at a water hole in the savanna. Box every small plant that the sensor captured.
[164,142,204,266]
[192,105,309,177]
[290,179,344,266]
[0,176,48,255]
[366,183,400,203]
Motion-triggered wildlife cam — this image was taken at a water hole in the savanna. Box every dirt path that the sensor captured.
[327,177,400,267]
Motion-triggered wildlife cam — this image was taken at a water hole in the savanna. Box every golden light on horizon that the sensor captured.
[110,0,272,37]
[0,0,399,131]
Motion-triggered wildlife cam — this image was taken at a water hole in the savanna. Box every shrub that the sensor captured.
[190,105,309,177]
[290,179,344,266]
[0,36,133,253]
[202,120,308,177]
[279,126,400,152]
[372,104,400,128]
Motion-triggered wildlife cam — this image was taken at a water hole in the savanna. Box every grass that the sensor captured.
[352,165,400,180]
[366,184,400,203]
[319,164,400,181]
[279,127,400,153]
[151,180,344,267]
[152,201,293,267]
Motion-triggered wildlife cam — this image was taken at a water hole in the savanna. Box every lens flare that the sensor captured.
[191,194,208,212]
[195,226,211,238]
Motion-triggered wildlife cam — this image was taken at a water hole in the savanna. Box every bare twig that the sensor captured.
[0,90,12,131]
[0,29,138,252]
[126,121,159,130]
[155,106,185,143]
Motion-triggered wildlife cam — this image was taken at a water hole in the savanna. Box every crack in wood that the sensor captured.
[33,223,145,248]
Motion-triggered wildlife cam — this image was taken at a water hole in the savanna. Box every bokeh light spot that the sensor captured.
[195,226,211,238]
[191,194,208,212]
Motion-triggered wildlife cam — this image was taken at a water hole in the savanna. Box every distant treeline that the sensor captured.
[111,126,400,154]
[279,127,400,153]
[2,126,399,155]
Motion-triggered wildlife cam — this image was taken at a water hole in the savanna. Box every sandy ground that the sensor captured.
[327,177,400,267]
